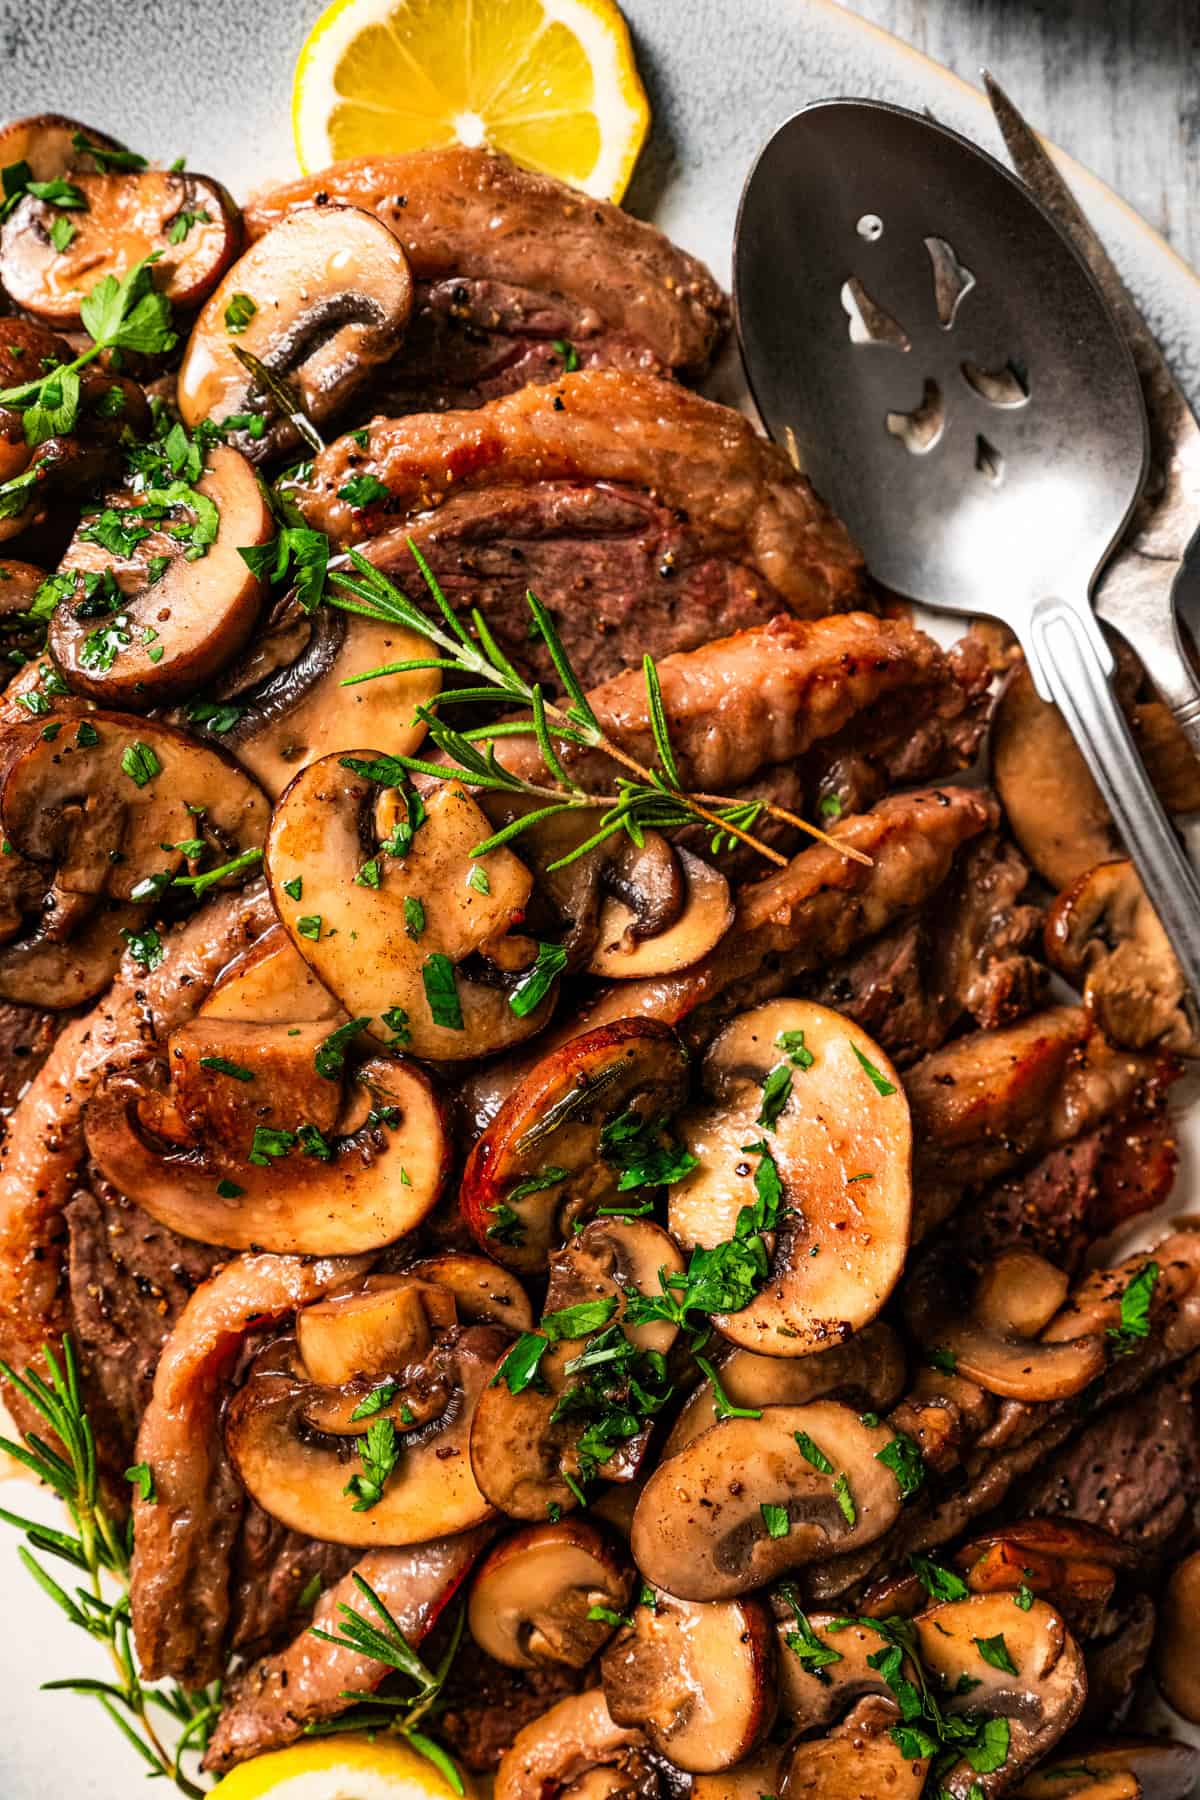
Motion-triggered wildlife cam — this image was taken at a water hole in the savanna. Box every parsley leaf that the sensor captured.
[850,1040,897,1096]
[120,740,161,787]
[314,1016,372,1081]
[509,940,567,1017]
[344,1417,399,1511]
[124,1461,156,1503]
[422,953,463,1030]
[338,472,391,509]
[761,1502,790,1539]
[756,1062,793,1129]
[795,1430,834,1474]
[1107,1261,1158,1354]
[832,1472,856,1525]
[974,1634,1017,1676]
[876,1431,926,1500]
[778,1584,843,1683]
[199,1055,254,1082]
[909,1554,969,1604]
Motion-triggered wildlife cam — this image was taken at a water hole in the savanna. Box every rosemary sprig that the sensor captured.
[0,1340,219,1795]
[326,542,868,871]
[307,1572,467,1791]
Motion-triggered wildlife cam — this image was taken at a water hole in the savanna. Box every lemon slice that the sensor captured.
[211,1733,476,1799]
[292,0,650,201]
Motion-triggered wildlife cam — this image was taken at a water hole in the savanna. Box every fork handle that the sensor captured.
[1024,594,1200,1000]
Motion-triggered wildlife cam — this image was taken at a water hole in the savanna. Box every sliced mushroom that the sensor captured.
[588,846,732,978]
[1,169,239,327]
[0,115,126,184]
[200,921,341,1024]
[186,593,439,797]
[669,999,912,1356]
[1017,1740,1199,1800]
[224,1306,503,1547]
[468,1520,634,1669]
[177,205,413,458]
[268,762,558,1060]
[1046,859,1197,1055]
[296,1274,457,1386]
[0,898,139,1008]
[775,1609,918,1729]
[992,663,1200,890]
[630,1401,903,1601]
[781,1695,928,1800]
[601,1587,776,1773]
[0,709,270,902]
[48,445,273,705]
[0,559,52,664]
[1155,1549,1200,1722]
[693,1749,784,1800]
[954,1518,1133,1635]
[470,1223,682,1522]
[83,1023,448,1252]
[494,1689,652,1800]
[460,1019,692,1271]
[662,1322,908,1458]
[904,1247,1106,1402]
[407,1253,535,1333]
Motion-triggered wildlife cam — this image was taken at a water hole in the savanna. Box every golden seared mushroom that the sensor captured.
[775,1608,918,1728]
[669,999,912,1356]
[953,1518,1134,1636]
[460,1019,692,1271]
[1155,1549,1200,1723]
[268,762,561,1061]
[468,1519,634,1669]
[662,1322,908,1458]
[0,114,126,184]
[406,1253,534,1332]
[992,663,1200,890]
[0,168,239,328]
[83,1011,448,1252]
[0,316,150,542]
[199,920,342,1024]
[0,559,53,665]
[781,1695,930,1800]
[1046,859,1198,1055]
[177,206,413,458]
[904,1247,1106,1402]
[631,1400,904,1601]
[601,1588,777,1772]
[495,1689,653,1800]
[693,1749,784,1800]
[47,445,274,706]
[587,844,732,978]
[469,1219,684,1521]
[1017,1740,1200,1800]
[183,593,440,797]
[224,1277,503,1547]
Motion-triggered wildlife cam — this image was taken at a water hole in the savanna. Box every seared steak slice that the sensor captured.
[1016,1377,1200,1552]
[0,998,56,1111]
[66,1180,225,1464]
[439,1641,583,1772]
[227,1503,357,1660]
[245,146,728,380]
[296,369,863,617]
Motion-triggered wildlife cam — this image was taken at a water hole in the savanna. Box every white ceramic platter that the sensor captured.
[0,0,1198,1792]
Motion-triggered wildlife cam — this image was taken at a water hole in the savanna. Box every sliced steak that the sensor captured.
[0,999,57,1110]
[439,1641,583,1772]
[227,1503,358,1660]
[245,146,728,380]
[296,369,863,618]
[1015,1377,1200,1552]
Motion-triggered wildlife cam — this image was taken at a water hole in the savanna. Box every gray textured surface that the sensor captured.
[0,2,1198,1795]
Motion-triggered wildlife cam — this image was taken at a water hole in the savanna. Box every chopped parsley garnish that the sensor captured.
[467,866,490,894]
[356,858,382,890]
[350,1382,399,1423]
[338,472,391,509]
[296,914,323,941]
[167,206,211,244]
[344,1417,398,1512]
[974,1634,1017,1675]
[819,794,844,820]
[876,1431,927,1500]
[224,291,257,335]
[600,1107,698,1192]
[542,1298,618,1340]
[314,1016,372,1081]
[120,741,162,788]
[756,1062,793,1129]
[760,1502,790,1539]
[850,1040,897,1096]
[215,1177,244,1199]
[49,214,77,253]
[1107,1261,1158,1354]
[552,338,580,371]
[586,1605,629,1628]
[121,926,165,972]
[422,952,463,1030]
[909,1554,969,1604]
[928,1346,958,1375]
[199,1055,254,1082]
[693,1352,762,1421]
[832,1472,856,1525]
[777,1028,815,1070]
[282,876,303,901]
[74,721,100,749]
[1014,1584,1034,1611]
[508,940,567,1017]
[124,1462,156,1504]
[185,698,243,734]
[248,1126,297,1166]
[70,132,147,173]
[298,1123,334,1162]
[778,1584,842,1683]
[404,895,425,939]
[382,1005,411,1047]
[238,526,329,612]
[794,1430,834,1474]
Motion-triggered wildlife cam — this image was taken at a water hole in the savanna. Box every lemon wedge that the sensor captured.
[211,1733,476,1799]
[292,0,650,201]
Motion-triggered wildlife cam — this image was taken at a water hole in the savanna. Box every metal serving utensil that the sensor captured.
[983,74,1200,760]
[733,97,1200,999]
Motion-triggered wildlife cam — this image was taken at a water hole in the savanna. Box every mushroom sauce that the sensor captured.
[0,112,1196,1800]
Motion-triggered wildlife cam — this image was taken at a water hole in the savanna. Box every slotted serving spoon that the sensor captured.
[734,98,1200,997]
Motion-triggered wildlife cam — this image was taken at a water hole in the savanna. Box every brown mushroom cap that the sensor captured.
[268,762,556,1061]
[494,1689,652,1800]
[776,1610,918,1729]
[460,1019,692,1271]
[0,115,126,184]
[670,999,912,1355]
[83,1032,448,1253]
[544,1217,686,1359]
[468,1520,634,1670]
[200,921,341,1024]
[1,169,239,328]
[406,1253,534,1333]
[177,205,413,457]
[296,1274,457,1387]
[225,1315,502,1547]
[630,1400,903,1601]
[189,596,440,798]
[601,1586,776,1773]
[1046,858,1197,1055]
[693,1749,784,1800]
[953,1517,1133,1635]
[0,708,270,902]
[905,1247,1106,1402]
[662,1322,908,1459]
[0,897,138,1008]
[48,446,273,706]
[1016,1740,1200,1800]
[781,1695,928,1800]
[588,847,733,978]
[1155,1549,1200,1723]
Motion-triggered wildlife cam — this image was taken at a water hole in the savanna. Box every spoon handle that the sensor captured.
[1024,594,1200,1000]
